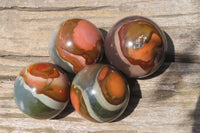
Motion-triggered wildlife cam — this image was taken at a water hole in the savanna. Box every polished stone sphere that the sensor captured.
[49,18,104,73]
[14,62,70,119]
[105,16,167,78]
[70,64,130,122]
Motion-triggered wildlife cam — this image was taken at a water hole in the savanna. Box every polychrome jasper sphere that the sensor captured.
[49,18,104,73]
[14,63,70,119]
[70,64,130,123]
[105,16,167,78]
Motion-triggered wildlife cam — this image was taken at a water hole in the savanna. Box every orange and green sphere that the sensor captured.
[14,62,70,119]
[70,64,130,122]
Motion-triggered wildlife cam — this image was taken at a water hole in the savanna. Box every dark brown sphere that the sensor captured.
[105,16,167,78]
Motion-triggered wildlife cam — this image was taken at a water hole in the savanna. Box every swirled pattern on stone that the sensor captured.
[49,19,104,73]
[14,63,70,119]
[70,64,130,122]
[105,16,167,78]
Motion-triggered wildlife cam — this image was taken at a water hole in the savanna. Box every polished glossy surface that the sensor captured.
[70,64,130,122]
[105,16,167,78]
[49,18,104,73]
[14,63,70,119]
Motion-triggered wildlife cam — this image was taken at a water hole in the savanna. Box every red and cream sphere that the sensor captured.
[49,19,104,73]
